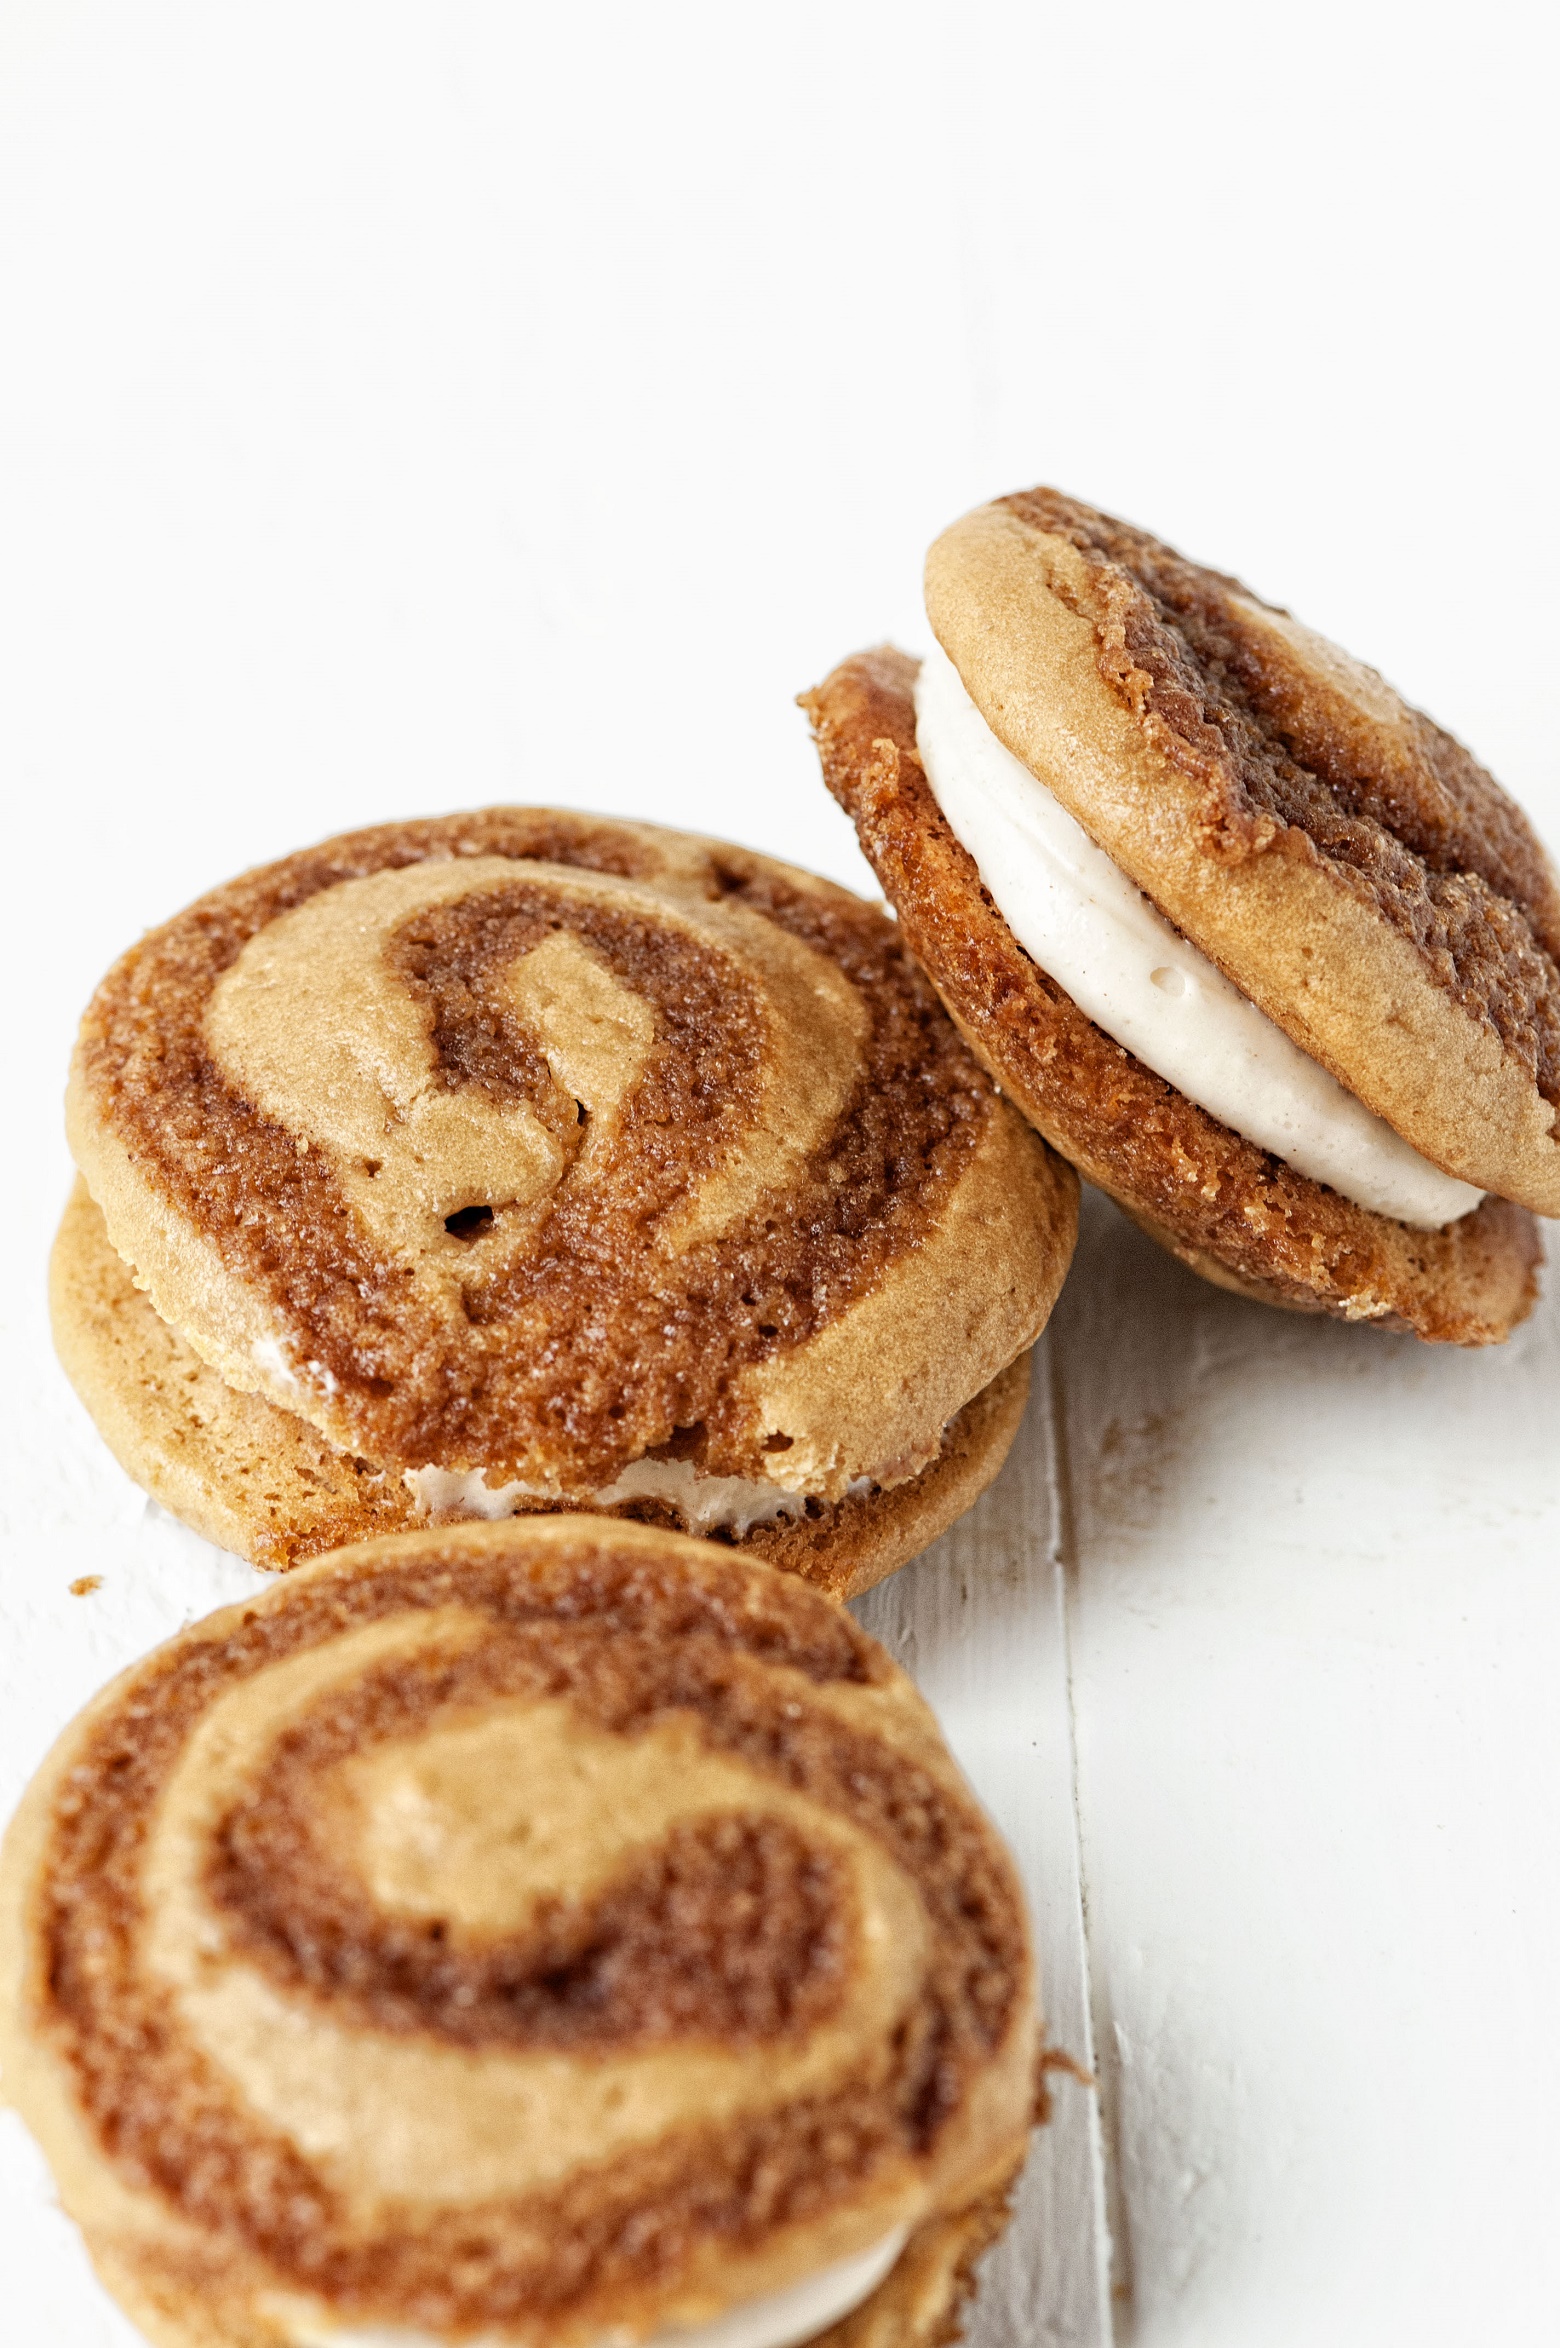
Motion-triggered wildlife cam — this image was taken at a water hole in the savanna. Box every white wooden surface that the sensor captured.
[853,1354,1112,2348]
[1052,1193,1560,2346]
[4,7,1560,2343]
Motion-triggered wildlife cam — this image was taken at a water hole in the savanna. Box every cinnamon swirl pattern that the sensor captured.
[0,1518,1042,2348]
[57,810,1076,1585]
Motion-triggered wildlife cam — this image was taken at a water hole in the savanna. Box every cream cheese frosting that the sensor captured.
[403,1457,871,1539]
[592,1454,816,1536]
[286,2226,910,2348]
[914,638,1484,1230]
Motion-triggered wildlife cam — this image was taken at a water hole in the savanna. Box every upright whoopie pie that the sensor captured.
[0,1516,1044,2348]
[55,809,1076,1583]
[804,488,1553,1341]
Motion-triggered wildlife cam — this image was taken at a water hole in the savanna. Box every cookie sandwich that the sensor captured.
[0,1515,1044,2348]
[804,488,1552,1340]
[55,809,1076,1583]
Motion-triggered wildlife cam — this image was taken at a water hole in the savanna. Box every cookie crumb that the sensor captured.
[69,1575,103,1597]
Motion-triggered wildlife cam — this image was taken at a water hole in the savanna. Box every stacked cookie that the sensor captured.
[53,809,1076,1590]
[25,801,1079,2340]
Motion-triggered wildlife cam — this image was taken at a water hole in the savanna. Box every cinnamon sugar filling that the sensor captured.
[36,1544,1027,2335]
[207,1703,852,2050]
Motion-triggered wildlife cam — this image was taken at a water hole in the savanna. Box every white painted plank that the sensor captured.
[1051,1190,1560,2348]
[855,1355,1113,2348]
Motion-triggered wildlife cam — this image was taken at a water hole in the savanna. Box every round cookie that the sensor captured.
[803,645,1542,1341]
[52,1175,1032,1588]
[0,1515,1044,2348]
[925,488,1560,1214]
[60,808,1076,1580]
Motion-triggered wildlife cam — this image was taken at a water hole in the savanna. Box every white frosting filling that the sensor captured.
[251,1334,301,1392]
[252,1332,338,1397]
[592,1454,811,1537]
[403,1457,871,1539]
[914,639,1483,1230]
[287,2225,909,2348]
[404,1464,532,1522]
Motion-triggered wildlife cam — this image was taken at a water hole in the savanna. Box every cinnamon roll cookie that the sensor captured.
[54,809,1075,1584]
[0,1516,1044,2348]
[803,489,1551,1340]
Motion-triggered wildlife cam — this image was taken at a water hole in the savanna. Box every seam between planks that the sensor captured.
[1044,1332,1122,2347]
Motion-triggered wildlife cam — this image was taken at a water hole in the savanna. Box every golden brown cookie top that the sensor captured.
[67,809,1070,1494]
[926,490,1560,1212]
[998,488,1560,956]
[0,1517,1038,2345]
